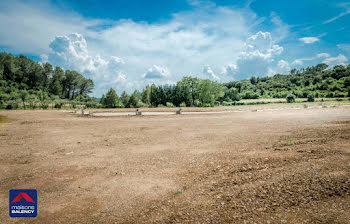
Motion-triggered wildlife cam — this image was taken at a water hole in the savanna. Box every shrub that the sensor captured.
[334,91,345,97]
[234,101,245,105]
[307,93,315,102]
[201,103,211,107]
[286,94,296,103]
[136,101,148,108]
[166,102,175,107]
[326,92,335,98]
[54,100,63,109]
[222,101,233,106]
[6,99,21,109]
[194,99,201,107]
[179,102,186,107]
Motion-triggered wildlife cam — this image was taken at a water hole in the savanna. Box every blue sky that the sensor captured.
[0,0,349,96]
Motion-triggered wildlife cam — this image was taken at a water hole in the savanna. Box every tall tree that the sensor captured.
[101,88,120,108]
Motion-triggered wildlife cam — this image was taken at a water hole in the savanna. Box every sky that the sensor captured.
[0,0,349,96]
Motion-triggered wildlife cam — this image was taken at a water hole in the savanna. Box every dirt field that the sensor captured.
[0,106,350,223]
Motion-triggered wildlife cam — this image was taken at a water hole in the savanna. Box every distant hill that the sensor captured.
[223,63,350,99]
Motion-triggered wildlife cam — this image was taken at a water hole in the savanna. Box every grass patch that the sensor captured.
[174,189,183,195]
[0,115,15,123]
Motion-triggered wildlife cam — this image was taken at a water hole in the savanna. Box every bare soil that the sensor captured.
[0,106,349,223]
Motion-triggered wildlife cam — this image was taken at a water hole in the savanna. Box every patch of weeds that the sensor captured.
[285,138,296,146]
[0,115,15,123]
[174,189,183,195]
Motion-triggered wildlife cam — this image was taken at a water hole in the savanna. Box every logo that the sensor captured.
[9,189,37,217]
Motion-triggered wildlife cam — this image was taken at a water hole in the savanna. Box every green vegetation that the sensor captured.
[1,52,349,109]
[307,93,315,102]
[286,94,296,103]
[0,52,97,109]
[0,115,14,123]
[174,189,183,195]
[101,63,350,108]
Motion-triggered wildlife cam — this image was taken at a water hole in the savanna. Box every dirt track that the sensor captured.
[0,106,349,223]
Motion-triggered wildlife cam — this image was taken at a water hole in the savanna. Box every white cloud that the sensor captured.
[221,64,237,77]
[337,44,350,52]
[42,33,126,96]
[203,66,220,80]
[0,0,291,95]
[323,3,350,24]
[143,65,170,79]
[222,31,284,79]
[322,54,348,66]
[269,12,290,42]
[44,33,124,79]
[277,60,290,73]
[292,53,330,65]
[316,53,330,58]
[0,0,104,54]
[299,37,320,44]
[292,59,303,66]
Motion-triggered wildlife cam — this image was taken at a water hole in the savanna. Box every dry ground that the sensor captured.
[0,106,349,223]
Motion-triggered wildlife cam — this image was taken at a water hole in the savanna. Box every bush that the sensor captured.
[222,101,234,106]
[200,103,211,107]
[137,101,148,108]
[166,102,175,107]
[286,94,296,103]
[194,99,201,107]
[179,102,186,107]
[54,100,63,109]
[307,93,315,102]
[6,99,21,109]
[334,91,345,97]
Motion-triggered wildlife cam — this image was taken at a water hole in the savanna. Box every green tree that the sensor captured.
[225,87,241,101]
[101,88,120,108]
[307,93,315,102]
[286,94,296,103]
[141,85,151,106]
[120,91,130,108]
[128,90,141,108]
[19,90,28,108]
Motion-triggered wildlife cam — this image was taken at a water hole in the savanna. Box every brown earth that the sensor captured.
[0,106,349,223]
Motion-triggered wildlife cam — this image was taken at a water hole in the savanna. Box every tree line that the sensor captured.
[101,63,350,108]
[0,52,95,109]
[0,52,349,109]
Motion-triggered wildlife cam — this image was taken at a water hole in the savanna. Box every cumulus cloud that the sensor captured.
[322,54,348,66]
[203,66,220,80]
[299,37,320,44]
[42,33,127,96]
[277,60,290,73]
[0,0,292,95]
[222,31,284,79]
[44,33,125,79]
[221,64,237,77]
[143,65,170,79]
[0,0,104,54]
